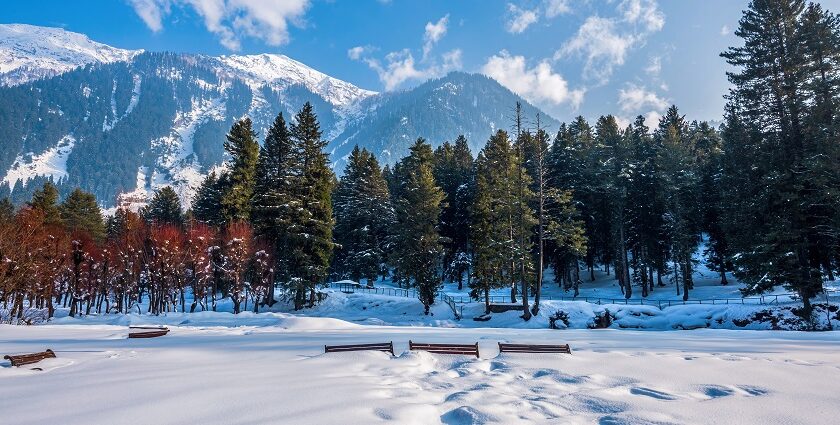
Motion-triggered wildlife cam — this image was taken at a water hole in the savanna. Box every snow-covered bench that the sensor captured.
[409,340,480,358]
[324,342,394,355]
[498,343,571,354]
[128,326,170,339]
[4,349,55,367]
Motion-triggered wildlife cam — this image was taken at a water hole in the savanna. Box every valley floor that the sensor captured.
[2,320,840,424]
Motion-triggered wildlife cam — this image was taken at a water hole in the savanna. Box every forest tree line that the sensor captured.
[1,0,838,322]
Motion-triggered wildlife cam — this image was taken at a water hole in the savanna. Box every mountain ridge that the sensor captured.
[0,24,558,210]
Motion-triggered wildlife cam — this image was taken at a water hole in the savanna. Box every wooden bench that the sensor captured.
[498,343,571,354]
[409,340,480,358]
[128,326,170,339]
[4,349,56,367]
[324,342,394,355]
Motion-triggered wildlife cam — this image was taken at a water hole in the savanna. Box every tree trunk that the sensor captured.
[648,267,655,293]
[510,282,517,304]
[619,222,631,299]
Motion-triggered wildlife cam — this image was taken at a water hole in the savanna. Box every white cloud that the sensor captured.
[556,0,665,84]
[347,45,374,60]
[618,84,668,113]
[545,0,571,18]
[720,25,730,36]
[350,14,461,90]
[506,4,539,34]
[423,15,449,61]
[482,50,584,109]
[128,0,310,51]
[350,47,462,91]
[441,49,463,69]
[557,17,635,84]
[644,110,662,126]
[128,0,169,32]
[619,0,664,32]
[645,55,661,76]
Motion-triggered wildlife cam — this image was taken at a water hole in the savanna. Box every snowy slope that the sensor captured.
[2,135,75,189]
[212,54,377,107]
[0,24,141,86]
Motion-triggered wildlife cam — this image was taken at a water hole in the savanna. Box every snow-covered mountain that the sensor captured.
[211,54,376,107]
[0,24,141,86]
[0,25,555,210]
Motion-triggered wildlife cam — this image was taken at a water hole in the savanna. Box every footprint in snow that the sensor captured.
[629,387,679,401]
[699,385,736,399]
[599,413,683,425]
[736,385,770,396]
[562,394,628,415]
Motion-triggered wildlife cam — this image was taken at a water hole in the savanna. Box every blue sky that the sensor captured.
[6,0,840,124]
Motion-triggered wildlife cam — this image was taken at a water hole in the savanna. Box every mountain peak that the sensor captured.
[213,53,377,107]
[0,23,141,86]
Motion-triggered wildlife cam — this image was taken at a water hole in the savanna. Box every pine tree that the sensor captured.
[251,112,297,304]
[433,135,474,289]
[0,197,14,222]
[142,186,183,226]
[622,115,668,298]
[286,102,336,310]
[545,118,594,295]
[391,138,445,314]
[333,146,393,285]
[192,172,223,227]
[799,3,840,282]
[28,181,61,225]
[219,118,260,224]
[471,130,536,314]
[60,188,106,241]
[693,121,731,285]
[512,102,534,319]
[521,116,550,313]
[657,106,701,301]
[721,0,840,314]
[591,115,621,279]
[251,112,296,239]
[450,136,475,289]
[609,123,635,298]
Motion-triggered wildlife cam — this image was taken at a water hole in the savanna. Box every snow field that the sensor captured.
[1,323,839,424]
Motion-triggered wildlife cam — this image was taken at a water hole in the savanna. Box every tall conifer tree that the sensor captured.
[391,138,445,314]
[286,102,335,310]
[219,118,260,223]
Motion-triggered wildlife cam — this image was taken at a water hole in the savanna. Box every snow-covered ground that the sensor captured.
[2,320,839,424]
[3,239,839,423]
